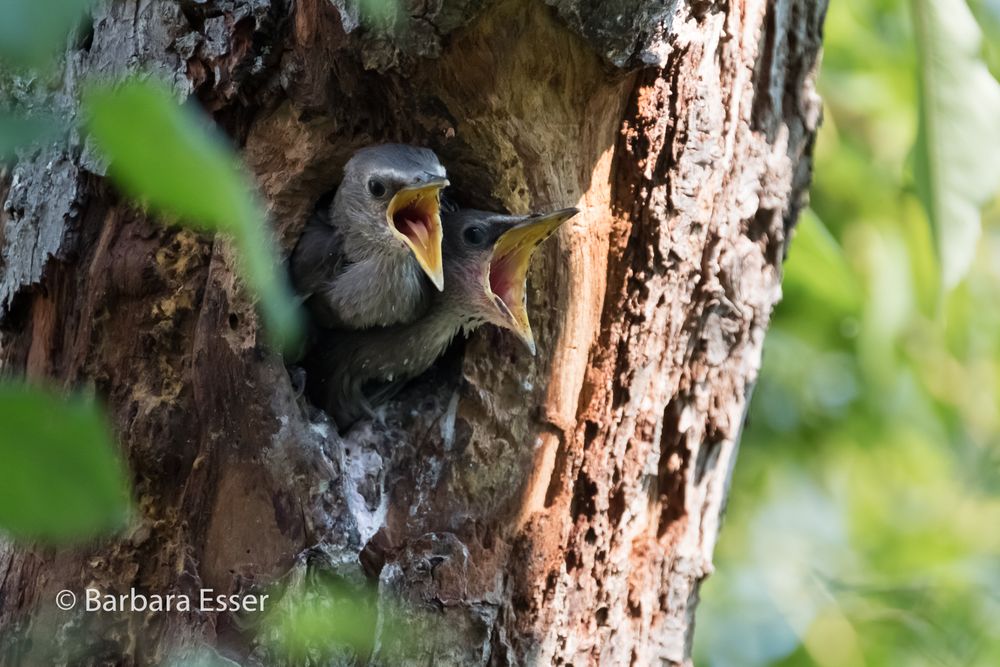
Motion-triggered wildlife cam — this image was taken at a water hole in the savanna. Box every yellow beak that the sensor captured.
[387,178,449,291]
[487,207,579,354]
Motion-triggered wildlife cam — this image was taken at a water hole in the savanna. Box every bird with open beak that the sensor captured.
[290,144,449,329]
[305,206,579,427]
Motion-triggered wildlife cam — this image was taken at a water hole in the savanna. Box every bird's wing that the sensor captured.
[290,205,346,299]
[303,327,373,430]
[291,205,354,328]
[360,378,407,411]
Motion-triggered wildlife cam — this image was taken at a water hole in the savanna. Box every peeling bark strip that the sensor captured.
[0,0,825,665]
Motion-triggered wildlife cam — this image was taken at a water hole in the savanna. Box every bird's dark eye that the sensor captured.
[367,179,387,198]
[463,225,486,246]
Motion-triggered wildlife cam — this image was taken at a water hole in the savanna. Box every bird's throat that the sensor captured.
[387,185,446,290]
[394,209,431,247]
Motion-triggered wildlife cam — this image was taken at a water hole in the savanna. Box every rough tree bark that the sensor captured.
[0,0,825,664]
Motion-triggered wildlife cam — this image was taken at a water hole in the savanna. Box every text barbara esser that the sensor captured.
[85,588,268,612]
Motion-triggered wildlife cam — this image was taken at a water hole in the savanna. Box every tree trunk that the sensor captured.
[0,0,825,664]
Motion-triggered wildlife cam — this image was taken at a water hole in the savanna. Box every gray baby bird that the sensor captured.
[305,206,579,427]
[291,144,449,329]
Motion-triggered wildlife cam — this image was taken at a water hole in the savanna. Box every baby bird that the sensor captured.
[305,206,578,427]
[290,144,449,329]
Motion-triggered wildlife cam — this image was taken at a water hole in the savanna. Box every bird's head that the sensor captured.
[333,144,449,290]
[443,207,579,354]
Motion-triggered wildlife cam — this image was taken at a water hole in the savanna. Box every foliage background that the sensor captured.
[695,0,1000,665]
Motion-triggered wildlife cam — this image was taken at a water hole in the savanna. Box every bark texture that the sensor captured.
[0,0,825,664]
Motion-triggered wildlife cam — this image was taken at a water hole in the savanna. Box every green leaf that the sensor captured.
[784,210,863,315]
[262,575,442,661]
[0,111,63,160]
[266,578,384,658]
[83,78,302,348]
[912,0,1000,290]
[84,80,249,233]
[0,0,93,67]
[357,0,400,30]
[0,382,131,543]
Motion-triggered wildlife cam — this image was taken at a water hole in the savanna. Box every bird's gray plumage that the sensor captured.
[305,209,525,427]
[290,144,447,330]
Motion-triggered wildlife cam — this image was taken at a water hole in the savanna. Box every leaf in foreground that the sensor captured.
[0,111,63,160]
[83,78,301,347]
[0,382,131,543]
[912,0,1000,290]
[264,577,385,660]
[0,0,93,67]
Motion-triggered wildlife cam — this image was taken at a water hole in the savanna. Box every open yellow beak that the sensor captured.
[387,178,449,291]
[486,207,579,354]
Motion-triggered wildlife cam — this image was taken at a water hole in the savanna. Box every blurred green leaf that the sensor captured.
[0,0,92,67]
[264,576,386,660]
[357,0,400,30]
[83,78,301,348]
[0,382,131,543]
[0,111,63,160]
[912,0,1000,290]
[165,649,241,667]
[968,0,1000,78]
[897,196,940,316]
[261,572,449,662]
[784,210,863,316]
[84,80,251,233]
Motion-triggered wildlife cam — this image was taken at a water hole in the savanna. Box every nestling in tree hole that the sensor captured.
[290,144,449,330]
[300,202,577,428]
